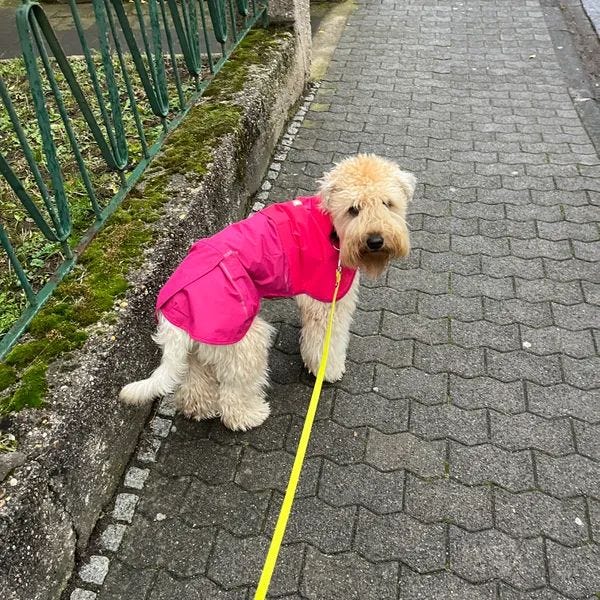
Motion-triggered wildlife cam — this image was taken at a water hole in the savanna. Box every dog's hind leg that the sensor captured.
[120,313,192,405]
[205,317,275,431]
[175,354,219,421]
[297,274,360,383]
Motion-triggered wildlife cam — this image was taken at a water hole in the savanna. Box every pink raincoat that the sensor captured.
[156,196,357,344]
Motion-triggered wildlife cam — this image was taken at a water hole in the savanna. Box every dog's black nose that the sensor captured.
[366,235,384,251]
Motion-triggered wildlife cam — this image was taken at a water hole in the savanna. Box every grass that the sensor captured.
[0,26,294,419]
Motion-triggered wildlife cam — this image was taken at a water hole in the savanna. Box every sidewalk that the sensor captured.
[67,0,600,598]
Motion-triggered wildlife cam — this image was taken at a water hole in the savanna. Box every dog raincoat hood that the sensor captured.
[156,196,357,344]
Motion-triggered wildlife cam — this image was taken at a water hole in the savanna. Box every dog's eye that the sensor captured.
[384,201,392,209]
[348,206,360,217]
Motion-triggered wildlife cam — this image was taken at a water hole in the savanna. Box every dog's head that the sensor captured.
[318,154,416,278]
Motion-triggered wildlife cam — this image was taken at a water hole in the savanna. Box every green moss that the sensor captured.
[0,364,17,392]
[160,105,243,176]
[7,362,47,412]
[0,26,292,417]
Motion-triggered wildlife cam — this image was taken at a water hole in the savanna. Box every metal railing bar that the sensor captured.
[196,0,215,73]
[157,0,185,110]
[103,0,151,159]
[0,78,60,233]
[30,16,99,228]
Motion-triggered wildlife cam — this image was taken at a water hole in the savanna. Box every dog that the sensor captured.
[119,154,416,431]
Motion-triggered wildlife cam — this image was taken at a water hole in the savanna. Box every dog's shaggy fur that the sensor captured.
[120,154,416,431]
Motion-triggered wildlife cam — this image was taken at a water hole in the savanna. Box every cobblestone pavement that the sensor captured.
[69,0,600,598]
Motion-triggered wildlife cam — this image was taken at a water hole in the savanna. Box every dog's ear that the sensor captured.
[396,169,417,202]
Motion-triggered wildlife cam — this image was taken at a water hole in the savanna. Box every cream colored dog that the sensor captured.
[120,154,416,430]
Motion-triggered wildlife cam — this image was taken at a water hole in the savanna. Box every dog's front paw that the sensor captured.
[221,400,270,432]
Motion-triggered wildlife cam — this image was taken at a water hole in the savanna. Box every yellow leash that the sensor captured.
[254,261,343,600]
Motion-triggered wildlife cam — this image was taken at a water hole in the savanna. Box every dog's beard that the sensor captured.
[356,250,391,278]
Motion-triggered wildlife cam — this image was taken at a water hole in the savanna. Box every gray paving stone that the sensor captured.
[511,238,572,260]
[480,218,537,240]
[481,255,544,279]
[387,267,450,294]
[98,560,154,600]
[537,220,600,242]
[354,509,446,571]
[515,278,583,305]
[148,572,245,600]
[545,259,600,284]
[582,281,600,305]
[366,430,446,477]
[119,515,214,575]
[100,524,127,552]
[318,460,404,514]
[495,488,588,546]
[79,556,110,586]
[547,541,600,598]
[349,308,381,336]
[206,532,267,589]
[300,549,398,600]
[415,343,485,377]
[520,326,596,359]
[235,447,318,497]
[450,376,526,413]
[527,383,600,423]
[381,311,450,345]
[359,286,417,315]
[405,474,492,531]
[399,569,497,600]
[410,402,489,445]
[487,350,562,385]
[450,442,535,492]
[329,360,376,395]
[573,421,600,461]
[452,234,510,257]
[419,293,484,321]
[157,438,241,482]
[484,298,554,328]
[332,390,408,434]
[490,412,574,455]
[452,273,515,300]
[452,320,520,351]
[347,334,413,368]
[536,453,600,498]
[552,303,600,330]
[112,493,139,523]
[181,480,269,535]
[136,471,190,519]
[72,591,97,600]
[211,413,293,452]
[423,215,479,236]
[449,527,546,589]
[287,418,366,465]
[421,250,482,275]
[286,496,355,553]
[562,356,600,390]
[374,365,448,404]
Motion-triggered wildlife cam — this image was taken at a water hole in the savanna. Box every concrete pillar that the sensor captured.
[268,0,311,85]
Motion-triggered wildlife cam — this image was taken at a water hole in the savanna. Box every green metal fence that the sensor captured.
[0,0,268,358]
